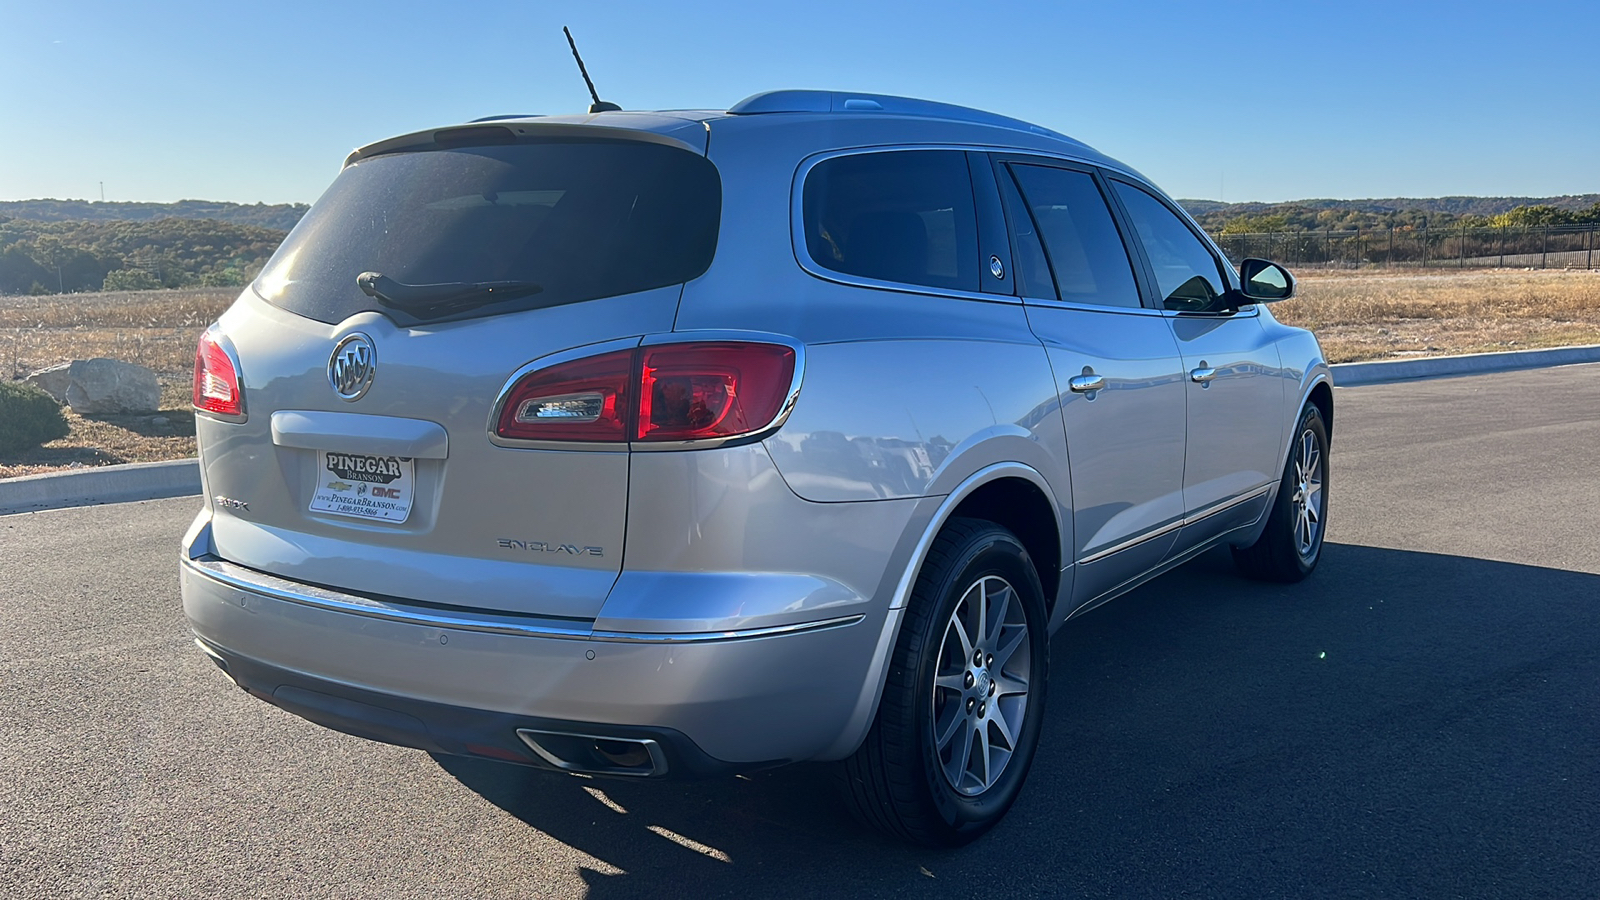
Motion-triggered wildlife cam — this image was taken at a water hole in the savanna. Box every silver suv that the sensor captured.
[182,90,1331,846]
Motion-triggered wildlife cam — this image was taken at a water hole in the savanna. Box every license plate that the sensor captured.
[310,451,415,523]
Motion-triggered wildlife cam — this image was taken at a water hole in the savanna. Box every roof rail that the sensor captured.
[727,90,1069,141]
[467,114,544,123]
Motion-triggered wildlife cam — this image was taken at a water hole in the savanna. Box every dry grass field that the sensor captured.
[2,270,1598,476]
[0,288,233,478]
[1276,269,1600,362]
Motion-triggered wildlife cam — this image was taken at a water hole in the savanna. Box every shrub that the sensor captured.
[102,267,161,291]
[200,267,246,287]
[0,380,70,455]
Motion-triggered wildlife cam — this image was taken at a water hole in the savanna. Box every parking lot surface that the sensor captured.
[2,364,1597,899]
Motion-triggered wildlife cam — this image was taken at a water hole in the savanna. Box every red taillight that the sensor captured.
[193,331,244,418]
[494,341,796,445]
[495,348,635,442]
[636,343,795,442]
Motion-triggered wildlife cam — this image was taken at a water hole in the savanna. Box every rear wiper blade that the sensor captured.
[357,271,543,316]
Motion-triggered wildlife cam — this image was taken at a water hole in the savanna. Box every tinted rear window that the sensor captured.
[802,150,978,292]
[253,139,720,326]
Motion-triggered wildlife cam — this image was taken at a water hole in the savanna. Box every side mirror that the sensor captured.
[1238,258,1295,302]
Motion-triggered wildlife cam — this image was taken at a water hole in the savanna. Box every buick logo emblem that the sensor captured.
[328,333,376,401]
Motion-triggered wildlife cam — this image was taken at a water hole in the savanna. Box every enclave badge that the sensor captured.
[328,333,376,401]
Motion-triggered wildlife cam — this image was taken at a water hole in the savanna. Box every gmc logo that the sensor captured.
[371,487,402,499]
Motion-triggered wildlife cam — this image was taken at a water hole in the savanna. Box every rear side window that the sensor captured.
[1007,165,1142,309]
[253,139,721,326]
[802,150,978,292]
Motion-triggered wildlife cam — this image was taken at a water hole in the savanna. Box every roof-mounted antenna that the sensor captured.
[562,26,621,114]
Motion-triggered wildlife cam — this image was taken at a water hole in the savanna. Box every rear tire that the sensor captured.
[840,518,1049,846]
[1233,404,1329,583]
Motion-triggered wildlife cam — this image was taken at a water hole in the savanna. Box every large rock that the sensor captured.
[23,362,73,403]
[65,358,162,415]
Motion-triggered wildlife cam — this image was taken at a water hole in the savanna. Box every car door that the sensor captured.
[1108,180,1285,548]
[995,157,1188,610]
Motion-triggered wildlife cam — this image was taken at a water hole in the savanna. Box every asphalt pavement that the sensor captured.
[2,363,1597,899]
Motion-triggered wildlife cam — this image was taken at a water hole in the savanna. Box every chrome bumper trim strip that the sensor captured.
[184,557,861,644]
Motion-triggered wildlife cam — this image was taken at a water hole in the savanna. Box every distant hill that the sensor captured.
[1181,195,1600,217]
[1179,195,1600,234]
[0,199,308,232]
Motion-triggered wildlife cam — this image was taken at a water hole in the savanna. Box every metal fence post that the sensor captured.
[1498,225,1505,269]
[1388,227,1394,269]
[1541,225,1548,269]
[1589,223,1595,270]
[1460,223,1466,268]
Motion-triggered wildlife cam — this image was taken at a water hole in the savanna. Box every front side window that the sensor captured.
[802,150,978,292]
[1007,164,1142,309]
[1111,182,1227,312]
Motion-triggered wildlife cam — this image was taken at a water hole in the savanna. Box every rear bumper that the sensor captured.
[194,636,737,777]
[180,550,888,770]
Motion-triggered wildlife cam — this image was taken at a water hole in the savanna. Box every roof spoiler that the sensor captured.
[343,121,700,168]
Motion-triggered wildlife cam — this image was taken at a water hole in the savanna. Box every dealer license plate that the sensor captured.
[310,451,415,523]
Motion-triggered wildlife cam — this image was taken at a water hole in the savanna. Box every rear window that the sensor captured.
[801,150,978,292]
[253,139,721,325]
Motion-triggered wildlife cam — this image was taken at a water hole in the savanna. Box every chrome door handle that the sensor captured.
[1068,374,1106,393]
[1190,367,1217,383]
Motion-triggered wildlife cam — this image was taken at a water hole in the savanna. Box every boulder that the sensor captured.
[23,362,73,403]
[65,358,162,415]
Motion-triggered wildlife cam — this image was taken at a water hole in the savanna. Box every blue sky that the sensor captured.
[2,0,1594,206]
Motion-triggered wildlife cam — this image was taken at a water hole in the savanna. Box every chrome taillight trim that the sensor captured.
[485,330,806,453]
[193,324,248,424]
[630,330,806,452]
[486,336,643,452]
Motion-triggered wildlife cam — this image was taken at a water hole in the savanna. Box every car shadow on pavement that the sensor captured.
[434,542,1600,899]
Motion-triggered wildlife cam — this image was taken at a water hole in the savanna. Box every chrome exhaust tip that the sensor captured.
[515,728,669,777]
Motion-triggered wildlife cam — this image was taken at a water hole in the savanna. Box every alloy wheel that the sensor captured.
[930,575,1032,796]
[1291,427,1325,558]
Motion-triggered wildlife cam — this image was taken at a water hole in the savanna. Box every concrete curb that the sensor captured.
[1331,344,1600,387]
[0,458,200,516]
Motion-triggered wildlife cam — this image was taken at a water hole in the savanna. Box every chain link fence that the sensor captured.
[1213,223,1600,271]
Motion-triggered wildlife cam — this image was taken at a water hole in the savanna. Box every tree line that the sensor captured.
[0,217,286,295]
[0,199,308,231]
[1192,200,1600,235]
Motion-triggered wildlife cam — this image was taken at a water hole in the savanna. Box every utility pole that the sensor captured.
[99,181,104,202]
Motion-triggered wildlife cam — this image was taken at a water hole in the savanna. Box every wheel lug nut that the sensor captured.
[966,698,975,713]
[964,672,974,689]
[986,653,994,666]
[974,649,984,666]
[978,702,987,716]
[988,680,996,696]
